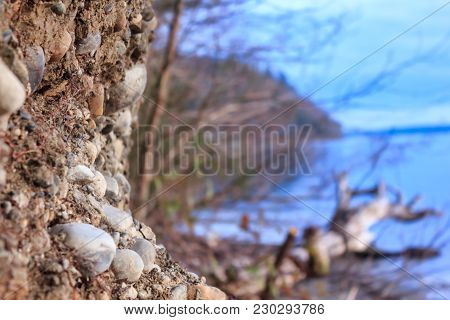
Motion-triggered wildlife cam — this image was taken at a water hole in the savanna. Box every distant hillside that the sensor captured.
[147,55,341,138]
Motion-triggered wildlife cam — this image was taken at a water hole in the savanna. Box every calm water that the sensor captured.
[193,130,450,298]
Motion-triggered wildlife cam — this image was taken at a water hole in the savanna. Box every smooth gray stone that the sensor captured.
[67,165,95,184]
[111,249,144,282]
[51,223,116,276]
[103,204,133,232]
[131,239,156,271]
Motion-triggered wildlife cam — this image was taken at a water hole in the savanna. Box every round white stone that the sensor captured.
[112,249,144,282]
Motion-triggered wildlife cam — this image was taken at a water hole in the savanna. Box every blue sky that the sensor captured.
[258,0,450,130]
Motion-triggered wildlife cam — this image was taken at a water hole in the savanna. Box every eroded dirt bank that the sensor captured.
[0,0,225,300]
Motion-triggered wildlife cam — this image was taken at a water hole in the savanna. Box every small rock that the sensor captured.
[62,258,70,270]
[142,6,155,22]
[146,16,158,32]
[51,223,116,276]
[104,175,120,200]
[170,285,188,300]
[103,204,133,232]
[114,109,132,136]
[25,122,36,132]
[42,261,64,273]
[51,1,66,15]
[67,164,95,184]
[114,173,131,194]
[84,141,99,165]
[104,3,114,14]
[81,74,94,93]
[33,166,54,188]
[107,64,147,113]
[66,152,77,167]
[48,29,72,62]
[121,286,138,299]
[131,239,156,272]
[115,40,127,56]
[112,139,124,159]
[76,32,101,56]
[111,249,144,282]
[115,12,128,32]
[188,285,227,300]
[11,191,29,208]
[19,110,32,120]
[0,201,12,214]
[140,224,156,242]
[0,166,6,186]
[88,83,104,117]
[2,29,13,43]
[24,46,45,93]
[0,58,26,116]
[138,290,151,299]
[94,154,105,169]
[88,170,107,198]
[130,14,143,33]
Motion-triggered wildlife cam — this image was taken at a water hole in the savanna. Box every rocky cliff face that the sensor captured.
[0,0,224,300]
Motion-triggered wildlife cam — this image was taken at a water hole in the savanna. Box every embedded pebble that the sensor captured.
[2,29,13,43]
[76,32,102,56]
[114,173,131,194]
[88,83,104,117]
[112,139,124,159]
[104,175,120,200]
[121,286,138,299]
[24,46,45,93]
[51,1,66,15]
[140,224,156,242]
[84,141,99,164]
[115,12,128,32]
[48,29,71,62]
[115,40,127,56]
[111,249,144,282]
[107,64,147,113]
[0,166,5,186]
[33,166,54,188]
[142,6,155,22]
[189,285,227,300]
[114,109,132,136]
[104,3,114,14]
[67,165,95,184]
[130,14,143,33]
[51,223,116,276]
[170,285,188,300]
[131,239,156,271]
[0,58,26,115]
[103,204,133,232]
[88,170,107,197]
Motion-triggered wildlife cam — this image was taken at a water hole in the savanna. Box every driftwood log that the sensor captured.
[303,172,439,276]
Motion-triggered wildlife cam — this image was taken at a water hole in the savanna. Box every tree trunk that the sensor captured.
[137,0,184,210]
